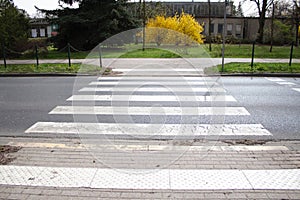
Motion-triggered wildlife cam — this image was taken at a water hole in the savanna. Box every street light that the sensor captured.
[221,0,228,72]
[142,0,146,51]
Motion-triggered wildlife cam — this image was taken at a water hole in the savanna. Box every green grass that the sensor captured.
[42,51,89,59]
[0,63,106,74]
[119,48,181,58]
[203,44,300,58]
[206,62,300,74]
[8,43,299,59]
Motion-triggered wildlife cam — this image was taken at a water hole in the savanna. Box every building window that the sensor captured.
[236,24,242,38]
[31,29,37,38]
[209,23,214,34]
[227,24,233,35]
[47,26,52,38]
[218,24,223,34]
[40,29,45,37]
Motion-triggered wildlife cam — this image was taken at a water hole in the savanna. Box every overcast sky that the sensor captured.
[13,0,258,17]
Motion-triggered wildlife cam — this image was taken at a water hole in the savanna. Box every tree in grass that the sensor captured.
[250,0,270,43]
[39,0,139,50]
[0,0,29,50]
[146,12,204,46]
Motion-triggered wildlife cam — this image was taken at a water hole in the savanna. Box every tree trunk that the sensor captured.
[296,19,299,47]
[257,0,268,43]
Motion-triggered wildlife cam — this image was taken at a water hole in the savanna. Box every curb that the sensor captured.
[0,73,97,77]
[1,73,300,77]
[219,73,300,77]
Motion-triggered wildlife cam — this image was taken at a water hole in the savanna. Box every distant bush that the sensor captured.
[6,38,49,58]
[264,20,294,45]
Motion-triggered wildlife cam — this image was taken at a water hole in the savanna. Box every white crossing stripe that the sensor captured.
[89,81,215,86]
[97,76,211,81]
[49,106,250,116]
[265,77,285,82]
[276,82,296,85]
[67,95,236,102]
[80,87,225,93]
[112,68,203,72]
[0,166,299,190]
[25,122,272,136]
[292,88,300,92]
[7,142,289,151]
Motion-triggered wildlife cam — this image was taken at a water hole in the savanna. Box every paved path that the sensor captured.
[1,58,300,67]
[1,61,300,199]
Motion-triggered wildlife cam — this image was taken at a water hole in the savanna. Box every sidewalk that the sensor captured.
[1,58,300,66]
[1,136,300,199]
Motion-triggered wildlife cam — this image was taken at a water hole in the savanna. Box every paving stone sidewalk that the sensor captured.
[0,137,300,199]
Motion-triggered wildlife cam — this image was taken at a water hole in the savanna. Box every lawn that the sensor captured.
[4,43,299,59]
[203,44,300,58]
[205,62,300,74]
[0,63,107,74]
[2,62,299,74]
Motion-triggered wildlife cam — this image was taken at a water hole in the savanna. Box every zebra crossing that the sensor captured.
[25,67,272,138]
[6,67,300,193]
[265,77,300,93]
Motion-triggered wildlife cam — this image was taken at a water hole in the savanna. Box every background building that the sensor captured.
[29,18,58,38]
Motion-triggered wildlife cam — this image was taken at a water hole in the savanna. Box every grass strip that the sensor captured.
[206,63,300,74]
[8,44,299,59]
[0,63,108,74]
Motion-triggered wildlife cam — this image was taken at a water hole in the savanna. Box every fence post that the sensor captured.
[289,42,294,67]
[35,45,39,69]
[98,45,103,68]
[2,41,7,69]
[67,43,71,68]
[251,41,255,71]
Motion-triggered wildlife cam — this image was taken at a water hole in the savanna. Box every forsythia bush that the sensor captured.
[146,12,204,46]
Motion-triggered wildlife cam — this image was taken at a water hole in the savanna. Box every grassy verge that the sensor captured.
[2,62,300,74]
[5,44,299,59]
[40,51,89,59]
[206,62,300,74]
[119,48,181,58]
[0,63,108,74]
[203,44,300,58]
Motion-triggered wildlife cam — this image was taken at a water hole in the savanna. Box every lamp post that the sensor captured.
[221,0,228,72]
[208,0,212,52]
[142,0,146,51]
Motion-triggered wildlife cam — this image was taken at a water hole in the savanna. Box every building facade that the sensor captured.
[29,2,275,42]
[198,17,266,41]
[163,1,234,17]
[142,1,261,41]
[29,18,58,38]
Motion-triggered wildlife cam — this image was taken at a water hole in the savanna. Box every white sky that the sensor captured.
[13,0,258,17]
[13,0,79,17]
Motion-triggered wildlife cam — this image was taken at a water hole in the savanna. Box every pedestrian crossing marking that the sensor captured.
[25,122,272,136]
[67,95,236,102]
[292,88,300,92]
[97,76,211,81]
[49,106,250,116]
[112,68,203,72]
[265,77,285,82]
[7,142,288,151]
[80,87,225,93]
[277,82,296,85]
[89,81,216,86]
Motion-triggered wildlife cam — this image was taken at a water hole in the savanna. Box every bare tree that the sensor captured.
[294,0,299,46]
[250,0,271,43]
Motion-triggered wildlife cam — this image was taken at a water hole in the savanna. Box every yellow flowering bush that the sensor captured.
[146,12,204,46]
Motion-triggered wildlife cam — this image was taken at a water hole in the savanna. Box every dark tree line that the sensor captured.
[0,0,29,50]
[40,0,140,50]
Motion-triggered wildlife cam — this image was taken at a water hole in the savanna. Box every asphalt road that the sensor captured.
[0,76,299,140]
